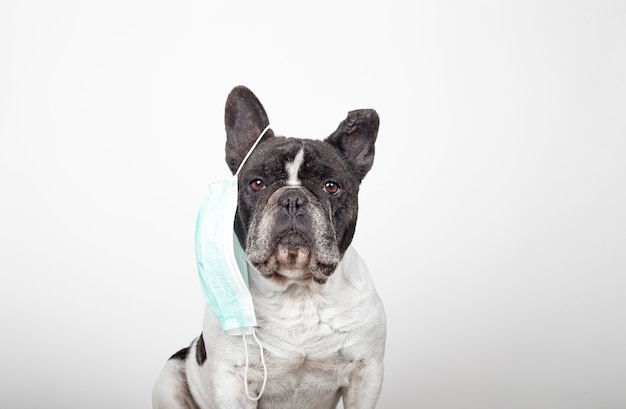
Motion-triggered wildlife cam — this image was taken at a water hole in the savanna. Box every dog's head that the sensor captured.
[224,86,378,285]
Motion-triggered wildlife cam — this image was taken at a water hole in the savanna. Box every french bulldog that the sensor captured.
[152,86,386,409]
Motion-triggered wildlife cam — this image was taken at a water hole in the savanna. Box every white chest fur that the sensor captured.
[197,246,386,409]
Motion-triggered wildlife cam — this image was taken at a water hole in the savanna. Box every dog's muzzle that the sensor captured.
[272,187,315,270]
[247,186,340,284]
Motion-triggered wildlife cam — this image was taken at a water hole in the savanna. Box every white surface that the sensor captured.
[1,1,624,408]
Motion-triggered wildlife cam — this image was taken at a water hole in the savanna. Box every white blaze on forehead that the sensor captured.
[285,148,304,186]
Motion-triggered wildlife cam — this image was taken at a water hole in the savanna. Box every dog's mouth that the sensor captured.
[253,232,336,284]
[275,233,310,268]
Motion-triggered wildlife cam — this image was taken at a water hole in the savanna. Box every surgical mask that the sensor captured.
[194,124,270,400]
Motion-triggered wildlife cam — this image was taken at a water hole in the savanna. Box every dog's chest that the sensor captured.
[251,284,360,401]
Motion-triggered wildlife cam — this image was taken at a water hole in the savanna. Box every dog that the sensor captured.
[152,86,386,409]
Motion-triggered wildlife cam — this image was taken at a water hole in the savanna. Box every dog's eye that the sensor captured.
[249,179,266,192]
[323,181,340,195]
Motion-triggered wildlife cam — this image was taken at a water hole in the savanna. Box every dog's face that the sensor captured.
[224,86,378,285]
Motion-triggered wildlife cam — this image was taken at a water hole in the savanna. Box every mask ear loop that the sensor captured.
[235,124,272,177]
[242,329,268,401]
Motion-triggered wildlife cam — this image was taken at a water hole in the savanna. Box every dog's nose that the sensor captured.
[279,188,308,217]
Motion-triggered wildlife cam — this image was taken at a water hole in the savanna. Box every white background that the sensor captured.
[1,0,625,408]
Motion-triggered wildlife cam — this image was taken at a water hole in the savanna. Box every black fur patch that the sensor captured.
[195,333,207,365]
[169,346,190,361]
[165,341,202,408]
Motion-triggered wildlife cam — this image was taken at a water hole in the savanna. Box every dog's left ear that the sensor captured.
[224,86,274,174]
[325,109,379,181]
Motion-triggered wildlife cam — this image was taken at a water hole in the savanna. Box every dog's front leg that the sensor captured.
[341,359,384,409]
[207,364,264,409]
[211,383,258,409]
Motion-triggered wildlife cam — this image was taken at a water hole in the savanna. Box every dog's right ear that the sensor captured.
[224,86,274,174]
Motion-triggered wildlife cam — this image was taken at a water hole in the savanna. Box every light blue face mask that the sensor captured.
[195,179,255,335]
[194,125,270,400]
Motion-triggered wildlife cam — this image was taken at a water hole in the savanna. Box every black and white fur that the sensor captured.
[153,86,386,409]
